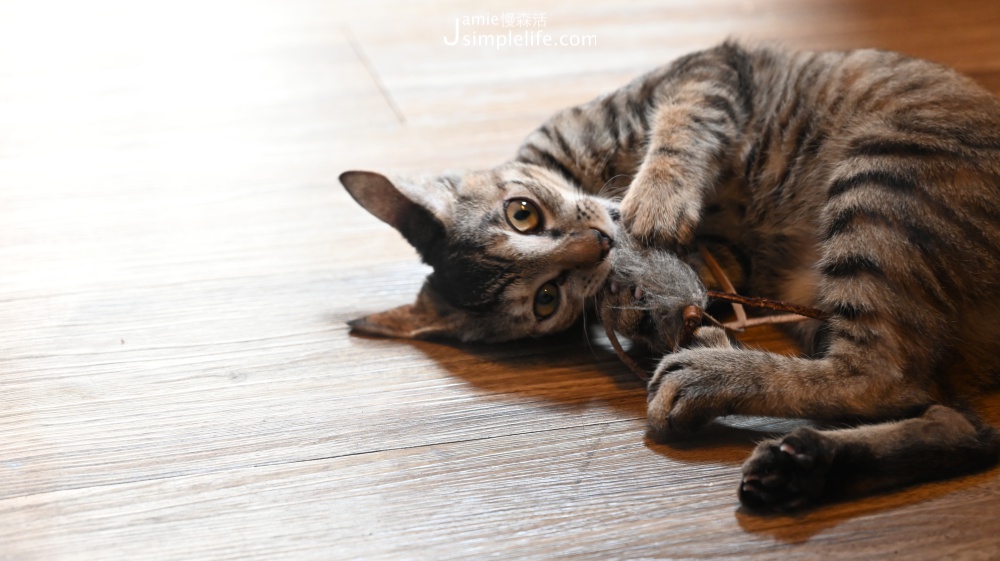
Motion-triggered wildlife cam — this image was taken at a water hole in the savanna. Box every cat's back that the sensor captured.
[738,42,1000,250]
[731,44,1000,385]
[750,44,1000,182]
[746,43,1000,128]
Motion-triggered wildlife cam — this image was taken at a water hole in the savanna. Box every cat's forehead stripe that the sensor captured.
[497,179,531,190]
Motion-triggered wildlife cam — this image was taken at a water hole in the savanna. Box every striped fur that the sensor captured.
[344,42,1000,510]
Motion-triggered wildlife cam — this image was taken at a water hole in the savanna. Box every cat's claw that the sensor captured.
[646,333,740,438]
[647,351,719,438]
[738,428,835,511]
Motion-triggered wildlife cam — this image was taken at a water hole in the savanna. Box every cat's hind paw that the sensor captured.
[738,427,836,511]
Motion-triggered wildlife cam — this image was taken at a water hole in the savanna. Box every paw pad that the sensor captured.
[738,428,834,510]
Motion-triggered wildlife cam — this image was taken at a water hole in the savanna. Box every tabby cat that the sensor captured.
[340,41,1000,510]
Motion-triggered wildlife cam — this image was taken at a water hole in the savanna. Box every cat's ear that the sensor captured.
[347,281,478,340]
[339,170,455,244]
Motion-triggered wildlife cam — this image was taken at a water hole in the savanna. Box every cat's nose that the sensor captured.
[556,229,613,269]
[594,228,613,260]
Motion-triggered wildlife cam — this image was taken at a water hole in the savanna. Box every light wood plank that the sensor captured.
[4,422,1000,560]
[2,270,653,498]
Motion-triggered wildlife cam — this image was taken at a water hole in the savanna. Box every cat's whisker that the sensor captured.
[581,295,595,353]
[597,174,632,199]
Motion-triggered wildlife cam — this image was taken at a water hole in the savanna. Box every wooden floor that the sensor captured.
[4,0,1000,558]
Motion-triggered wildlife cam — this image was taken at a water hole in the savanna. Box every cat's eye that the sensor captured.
[505,198,542,233]
[534,282,559,319]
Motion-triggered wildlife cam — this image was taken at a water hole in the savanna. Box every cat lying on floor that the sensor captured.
[339,41,1000,510]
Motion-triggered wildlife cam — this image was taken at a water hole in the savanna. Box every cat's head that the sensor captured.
[340,162,619,342]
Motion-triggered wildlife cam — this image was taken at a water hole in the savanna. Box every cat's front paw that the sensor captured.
[647,348,732,438]
[620,177,700,250]
[739,428,836,511]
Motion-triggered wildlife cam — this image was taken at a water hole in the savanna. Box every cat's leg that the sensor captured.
[619,43,753,248]
[644,157,1000,507]
[649,331,1000,508]
[645,344,936,436]
[738,405,1000,510]
[646,143,996,433]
